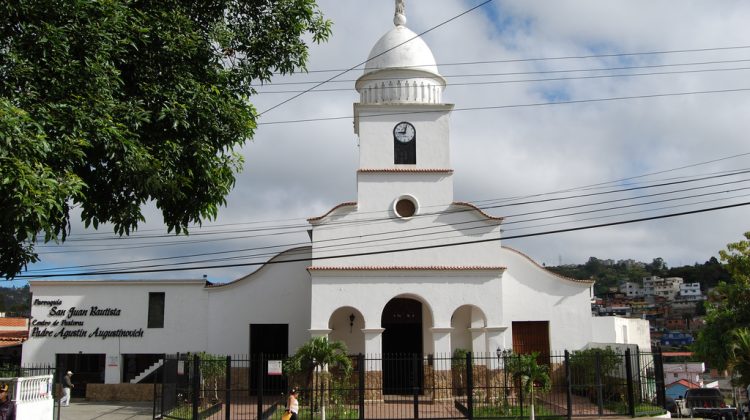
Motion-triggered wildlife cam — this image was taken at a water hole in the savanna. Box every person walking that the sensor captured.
[0,383,15,420]
[60,371,74,407]
[285,388,299,420]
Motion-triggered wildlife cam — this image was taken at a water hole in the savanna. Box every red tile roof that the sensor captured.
[451,202,503,221]
[0,330,28,343]
[307,202,357,222]
[0,318,27,327]
[666,379,700,389]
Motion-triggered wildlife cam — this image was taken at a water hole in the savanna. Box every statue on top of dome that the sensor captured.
[394,0,407,26]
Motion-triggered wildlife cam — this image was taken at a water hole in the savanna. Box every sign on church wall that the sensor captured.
[29,298,144,340]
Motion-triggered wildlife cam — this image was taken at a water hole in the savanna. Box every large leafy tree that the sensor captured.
[694,232,750,381]
[0,0,331,279]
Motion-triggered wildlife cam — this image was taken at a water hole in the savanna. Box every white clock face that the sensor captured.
[394,122,415,143]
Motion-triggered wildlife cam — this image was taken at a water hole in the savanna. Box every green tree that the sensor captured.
[0,0,331,279]
[694,232,750,372]
[728,328,750,389]
[196,352,225,402]
[283,337,352,420]
[506,353,551,420]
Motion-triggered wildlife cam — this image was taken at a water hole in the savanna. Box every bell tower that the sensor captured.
[353,0,455,216]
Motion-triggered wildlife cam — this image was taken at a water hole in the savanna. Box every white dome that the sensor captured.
[357,24,446,105]
[363,25,440,76]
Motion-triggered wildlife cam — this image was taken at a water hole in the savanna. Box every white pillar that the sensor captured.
[430,327,452,357]
[469,327,486,355]
[485,326,509,353]
[309,329,331,339]
[363,328,384,370]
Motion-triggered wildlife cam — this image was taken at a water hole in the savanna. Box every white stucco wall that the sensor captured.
[498,247,595,352]
[205,247,312,355]
[591,316,651,350]
[24,280,208,383]
[354,103,454,170]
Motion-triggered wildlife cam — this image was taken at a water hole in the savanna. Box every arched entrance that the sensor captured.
[381,297,423,394]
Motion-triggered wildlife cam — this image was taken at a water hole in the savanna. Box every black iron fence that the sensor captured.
[153,348,666,420]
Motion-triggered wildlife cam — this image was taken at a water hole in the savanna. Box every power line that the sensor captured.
[26,178,750,273]
[282,45,750,74]
[34,168,750,251]
[33,166,750,257]
[259,87,750,125]
[40,151,750,239]
[18,200,750,278]
[257,58,750,88]
[257,0,495,116]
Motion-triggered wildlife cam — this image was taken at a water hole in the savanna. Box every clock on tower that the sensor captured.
[393,121,416,164]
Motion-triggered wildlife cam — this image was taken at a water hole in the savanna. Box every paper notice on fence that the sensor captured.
[268,360,283,376]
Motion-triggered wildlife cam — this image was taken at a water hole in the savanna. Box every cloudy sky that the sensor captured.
[12,0,750,286]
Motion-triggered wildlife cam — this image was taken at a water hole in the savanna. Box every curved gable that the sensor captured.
[206,246,312,290]
[502,246,594,286]
[307,202,357,225]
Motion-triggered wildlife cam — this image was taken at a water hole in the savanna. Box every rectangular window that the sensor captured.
[147,292,165,328]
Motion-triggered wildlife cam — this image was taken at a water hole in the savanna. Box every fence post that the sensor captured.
[412,354,419,419]
[564,350,572,420]
[153,363,158,420]
[625,349,635,417]
[55,365,61,420]
[466,352,473,420]
[653,347,666,409]
[226,355,232,420]
[358,354,365,420]
[257,353,264,420]
[193,355,201,420]
[518,356,524,419]
[595,351,603,417]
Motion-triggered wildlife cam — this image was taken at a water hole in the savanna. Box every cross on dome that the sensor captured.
[394,0,407,26]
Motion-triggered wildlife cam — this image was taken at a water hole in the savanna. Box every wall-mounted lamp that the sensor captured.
[349,313,355,333]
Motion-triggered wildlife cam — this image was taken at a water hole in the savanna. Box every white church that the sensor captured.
[23,3,649,390]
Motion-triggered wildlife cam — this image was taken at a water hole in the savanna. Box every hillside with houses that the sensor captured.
[548,257,730,349]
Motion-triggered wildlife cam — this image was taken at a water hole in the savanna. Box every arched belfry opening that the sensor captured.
[381,297,423,394]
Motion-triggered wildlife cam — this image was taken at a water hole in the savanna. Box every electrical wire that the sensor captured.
[17,200,750,278]
[257,0,496,116]
[34,168,750,250]
[26,178,750,273]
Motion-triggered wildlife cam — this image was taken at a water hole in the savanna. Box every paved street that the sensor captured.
[54,400,153,420]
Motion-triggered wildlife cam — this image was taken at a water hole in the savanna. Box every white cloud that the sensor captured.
[21,0,750,285]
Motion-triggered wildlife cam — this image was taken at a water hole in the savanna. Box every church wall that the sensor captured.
[309,272,503,335]
[311,207,503,268]
[23,281,208,383]
[356,173,454,211]
[498,247,594,351]
[205,247,312,355]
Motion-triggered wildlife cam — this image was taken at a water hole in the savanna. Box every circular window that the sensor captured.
[393,195,418,219]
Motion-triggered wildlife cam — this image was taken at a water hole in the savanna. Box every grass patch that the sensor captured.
[473,403,566,419]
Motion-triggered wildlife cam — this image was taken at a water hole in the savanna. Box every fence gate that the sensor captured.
[152,349,666,420]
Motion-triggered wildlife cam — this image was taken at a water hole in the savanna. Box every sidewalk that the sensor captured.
[54,399,153,420]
